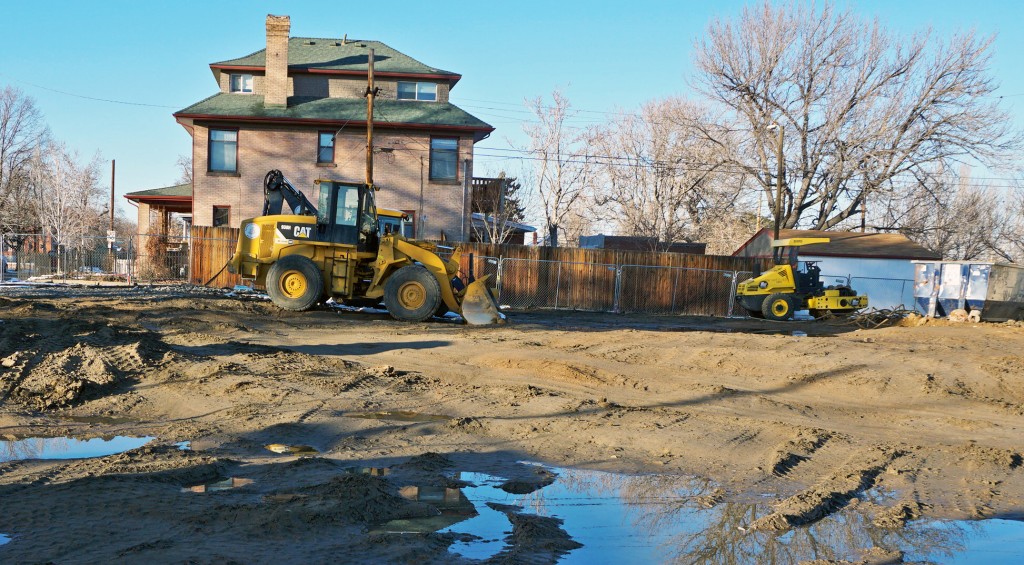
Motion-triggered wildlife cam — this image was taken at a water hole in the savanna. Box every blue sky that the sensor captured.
[3,0,1022,218]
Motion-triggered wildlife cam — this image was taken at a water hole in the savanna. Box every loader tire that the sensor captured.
[385,265,442,322]
[267,255,324,311]
[762,293,796,321]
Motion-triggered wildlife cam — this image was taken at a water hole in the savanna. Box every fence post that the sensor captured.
[0,233,5,284]
[726,271,739,317]
[554,261,562,309]
[670,267,681,315]
[495,257,503,304]
[613,267,622,313]
[127,236,134,286]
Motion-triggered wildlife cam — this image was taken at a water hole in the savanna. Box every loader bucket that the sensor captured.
[459,275,505,325]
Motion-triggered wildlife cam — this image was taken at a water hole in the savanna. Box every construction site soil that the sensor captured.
[1,285,1022,564]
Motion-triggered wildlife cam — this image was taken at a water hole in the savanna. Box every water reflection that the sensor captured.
[437,465,1019,564]
[0,533,10,546]
[0,436,154,462]
[264,443,318,455]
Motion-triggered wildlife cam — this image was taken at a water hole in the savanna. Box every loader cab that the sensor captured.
[315,180,379,251]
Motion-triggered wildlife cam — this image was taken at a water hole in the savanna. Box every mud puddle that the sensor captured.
[264,443,318,455]
[0,436,154,462]
[409,465,1024,564]
[182,477,254,493]
[346,411,452,423]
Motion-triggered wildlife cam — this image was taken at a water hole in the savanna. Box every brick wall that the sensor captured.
[192,123,474,240]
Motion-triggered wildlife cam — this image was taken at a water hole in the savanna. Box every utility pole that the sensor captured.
[110,160,116,232]
[365,49,378,188]
[768,124,785,241]
[108,160,116,254]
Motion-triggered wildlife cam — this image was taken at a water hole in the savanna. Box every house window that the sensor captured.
[212,206,230,227]
[429,137,458,181]
[397,81,437,101]
[229,74,254,93]
[208,129,238,173]
[317,132,335,163]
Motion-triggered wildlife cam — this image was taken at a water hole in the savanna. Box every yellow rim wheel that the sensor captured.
[279,269,308,299]
[771,298,790,316]
[397,281,426,310]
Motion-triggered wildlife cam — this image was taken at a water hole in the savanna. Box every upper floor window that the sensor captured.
[208,129,238,173]
[230,74,254,93]
[397,81,437,101]
[318,132,335,163]
[429,137,458,181]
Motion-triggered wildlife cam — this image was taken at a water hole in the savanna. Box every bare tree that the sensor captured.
[30,143,103,271]
[470,173,529,244]
[693,1,1021,231]
[587,98,750,251]
[875,168,1023,261]
[0,86,49,234]
[175,154,192,185]
[522,90,592,247]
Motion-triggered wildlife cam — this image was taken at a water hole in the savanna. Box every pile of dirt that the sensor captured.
[486,503,582,563]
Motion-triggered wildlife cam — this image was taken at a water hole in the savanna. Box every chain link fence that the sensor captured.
[2,232,778,318]
[1,233,204,285]
[850,276,916,311]
[617,266,752,316]
[497,258,619,311]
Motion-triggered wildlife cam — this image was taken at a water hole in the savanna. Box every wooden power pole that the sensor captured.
[365,49,378,188]
[110,159,116,232]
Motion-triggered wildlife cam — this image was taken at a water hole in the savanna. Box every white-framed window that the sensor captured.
[397,81,437,101]
[208,129,238,173]
[317,132,334,163]
[230,74,254,93]
[429,137,458,181]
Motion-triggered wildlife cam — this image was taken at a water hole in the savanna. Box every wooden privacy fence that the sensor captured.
[454,243,769,316]
[187,233,770,316]
[190,226,241,288]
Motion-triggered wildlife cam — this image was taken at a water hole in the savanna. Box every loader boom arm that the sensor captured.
[262,169,318,217]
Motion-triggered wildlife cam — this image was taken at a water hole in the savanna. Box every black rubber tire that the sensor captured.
[266,255,324,311]
[762,293,796,321]
[384,265,442,322]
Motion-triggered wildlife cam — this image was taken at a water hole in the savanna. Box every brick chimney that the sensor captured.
[264,14,290,108]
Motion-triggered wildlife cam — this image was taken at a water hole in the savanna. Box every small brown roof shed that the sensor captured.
[733,228,941,260]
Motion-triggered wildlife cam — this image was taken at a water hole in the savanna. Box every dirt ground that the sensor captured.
[1,285,1022,564]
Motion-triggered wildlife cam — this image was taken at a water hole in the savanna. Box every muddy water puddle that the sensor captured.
[377,464,1024,564]
[0,436,154,462]
[345,411,451,423]
[182,477,254,493]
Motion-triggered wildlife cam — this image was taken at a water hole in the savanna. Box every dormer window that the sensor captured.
[397,81,437,101]
[230,74,254,93]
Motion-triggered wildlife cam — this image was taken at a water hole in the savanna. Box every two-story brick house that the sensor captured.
[170,14,493,240]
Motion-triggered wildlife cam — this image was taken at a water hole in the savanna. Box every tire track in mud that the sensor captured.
[749,445,900,531]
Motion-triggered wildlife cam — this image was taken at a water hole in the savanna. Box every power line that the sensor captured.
[0,73,180,109]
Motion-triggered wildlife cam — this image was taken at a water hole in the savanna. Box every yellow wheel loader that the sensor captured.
[227,170,503,325]
[734,237,868,321]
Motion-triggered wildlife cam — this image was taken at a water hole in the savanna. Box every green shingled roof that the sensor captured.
[125,183,192,199]
[214,38,459,77]
[175,93,491,130]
